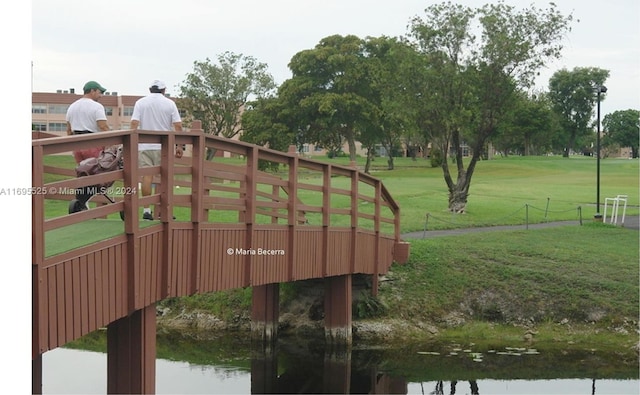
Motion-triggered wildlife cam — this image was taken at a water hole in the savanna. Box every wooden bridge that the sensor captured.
[31,122,409,394]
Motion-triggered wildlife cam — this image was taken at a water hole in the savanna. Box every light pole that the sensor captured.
[595,85,607,218]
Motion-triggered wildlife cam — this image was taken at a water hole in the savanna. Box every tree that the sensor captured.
[240,96,296,152]
[603,109,640,158]
[547,67,610,157]
[362,36,425,171]
[493,91,560,156]
[279,35,378,162]
[178,52,277,159]
[408,1,573,212]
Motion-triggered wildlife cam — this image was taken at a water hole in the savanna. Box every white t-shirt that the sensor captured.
[65,98,107,132]
[131,93,182,151]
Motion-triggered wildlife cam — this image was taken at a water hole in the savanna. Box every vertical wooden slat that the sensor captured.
[32,144,45,360]
[200,229,210,292]
[115,244,124,318]
[373,182,382,295]
[144,234,151,306]
[107,248,115,323]
[323,165,331,277]
[123,132,139,235]
[288,155,298,281]
[246,147,258,285]
[55,264,65,346]
[350,169,358,274]
[72,258,81,339]
[46,268,57,349]
[102,249,110,327]
[64,261,73,343]
[191,128,204,294]
[80,255,89,335]
[95,250,105,328]
[126,234,139,313]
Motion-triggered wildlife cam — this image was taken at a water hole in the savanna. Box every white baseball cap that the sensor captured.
[150,80,166,90]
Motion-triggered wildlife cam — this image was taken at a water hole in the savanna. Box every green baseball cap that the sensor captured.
[83,80,106,93]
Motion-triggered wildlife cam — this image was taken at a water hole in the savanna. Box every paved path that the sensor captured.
[402,215,639,239]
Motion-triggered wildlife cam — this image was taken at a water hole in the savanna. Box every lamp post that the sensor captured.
[595,85,607,218]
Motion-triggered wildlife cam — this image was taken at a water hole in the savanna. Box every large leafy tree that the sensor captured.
[177,52,276,159]
[408,1,573,212]
[240,97,295,153]
[279,34,378,162]
[362,36,422,171]
[603,109,640,158]
[547,67,610,157]
[493,91,560,156]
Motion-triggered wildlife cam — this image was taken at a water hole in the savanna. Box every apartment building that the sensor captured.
[32,89,143,136]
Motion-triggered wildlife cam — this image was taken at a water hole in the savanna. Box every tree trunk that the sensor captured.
[206,147,217,161]
[441,130,482,213]
[387,155,394,170]
[364,148,373,174]
[447,180,470,213]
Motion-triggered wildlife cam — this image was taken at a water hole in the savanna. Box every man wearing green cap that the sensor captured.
[65,80,110,163]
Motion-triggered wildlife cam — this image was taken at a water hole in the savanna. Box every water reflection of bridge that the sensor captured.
[32,122,409,394]
[252,347,408,394]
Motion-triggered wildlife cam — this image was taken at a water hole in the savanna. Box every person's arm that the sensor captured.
[130,120,139,130]
[97,120,109,132]
[66,122,73,136]
[173,122,183,157]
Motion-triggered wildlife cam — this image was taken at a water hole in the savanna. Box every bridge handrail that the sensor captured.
[32,123,401,262]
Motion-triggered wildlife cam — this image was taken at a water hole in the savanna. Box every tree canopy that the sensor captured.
[603,109,640,158]
[177,51,276,159]
[407,1,573,212]
[548,67,610,157]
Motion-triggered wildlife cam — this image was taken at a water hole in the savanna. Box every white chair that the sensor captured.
[603,195,628,225]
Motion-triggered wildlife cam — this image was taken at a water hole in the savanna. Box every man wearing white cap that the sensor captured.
[131,80,183,220]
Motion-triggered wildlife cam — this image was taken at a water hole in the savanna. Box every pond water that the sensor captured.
[41,330,639,394]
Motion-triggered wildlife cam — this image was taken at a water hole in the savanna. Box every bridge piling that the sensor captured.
[324,274,353,347]
[106,304,156,394]
[251,283,280,350]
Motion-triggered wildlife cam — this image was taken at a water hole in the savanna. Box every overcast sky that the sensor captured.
[30,0,640,114]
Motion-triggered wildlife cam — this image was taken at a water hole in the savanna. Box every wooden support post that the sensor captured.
[107,304,156,394]
[251,283,279,349]
[324,274,352,347]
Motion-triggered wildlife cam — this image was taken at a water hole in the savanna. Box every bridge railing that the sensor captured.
[32,122,401,262]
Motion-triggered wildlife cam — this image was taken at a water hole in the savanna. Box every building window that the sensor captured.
[32,104,47,114]
[123,106,134,117]
[48,122,67,132]
[48,104,68,114]
[32,122,46,131]
[120,123,130,130]
[104,107,113,116]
